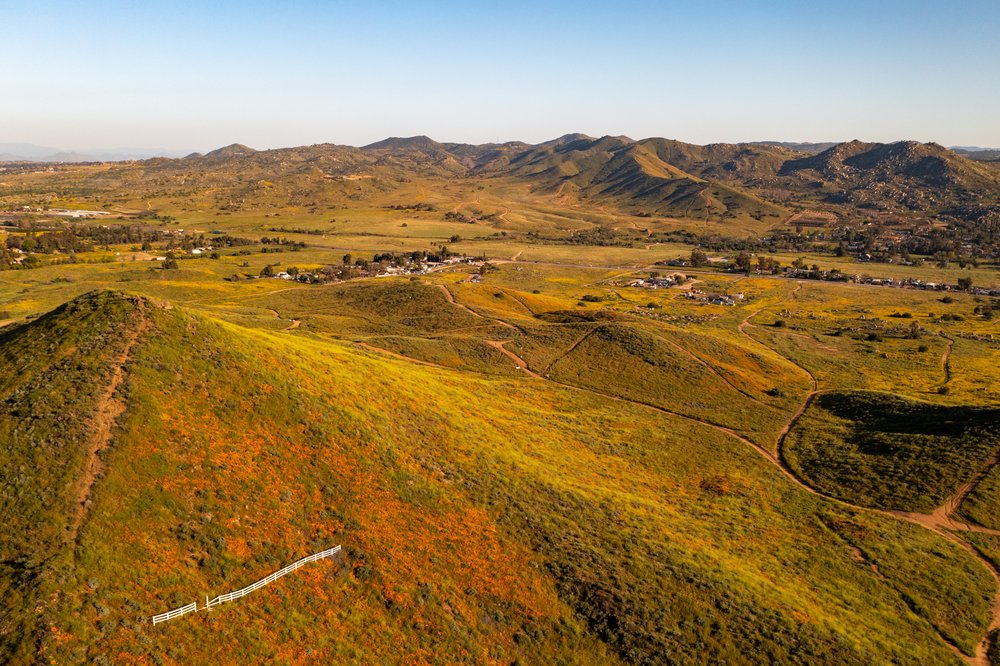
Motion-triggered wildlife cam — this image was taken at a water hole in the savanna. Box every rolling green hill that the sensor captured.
[0,287,996,664]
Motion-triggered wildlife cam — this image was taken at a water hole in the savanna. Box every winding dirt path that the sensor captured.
[649,330,778,408]
[541,327,601,374]
[449,196,481,214]
[486,341,542,378]
[434,283,517,331]
[731,285,1000,663]
[940,334,955,389]
[674,278,701,291]
[890,450,1000,537]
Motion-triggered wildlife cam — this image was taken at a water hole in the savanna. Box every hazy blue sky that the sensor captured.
[2,0,998,151]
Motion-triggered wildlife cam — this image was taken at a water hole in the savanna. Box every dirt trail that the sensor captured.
[674,278,701,291]
[434,284,517,331]
[449,196,480,214]
[69,307,150,543]
[487,341,542,378]
[541,327,601,374]
[940,334,955,388]
[890,450,1000,537]
[264,307,302,330]
[435,284,480,315]
[649,330,777,409]
[740,295,1000,663]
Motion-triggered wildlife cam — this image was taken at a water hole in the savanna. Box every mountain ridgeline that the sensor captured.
[185,133,1000,223]
[10,134,998,226]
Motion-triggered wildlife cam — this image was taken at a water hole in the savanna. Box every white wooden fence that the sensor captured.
[205,545,341,609]
[151,545,341,624]
[152,601,198,626]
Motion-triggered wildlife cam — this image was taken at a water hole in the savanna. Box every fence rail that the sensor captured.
[151,545,341,624]
[152,601,198,625]
[205,546,341,609]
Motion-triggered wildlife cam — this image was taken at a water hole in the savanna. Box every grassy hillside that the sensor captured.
[783,391,1000,512]
[0,292,149,662]
[0,290,995,664]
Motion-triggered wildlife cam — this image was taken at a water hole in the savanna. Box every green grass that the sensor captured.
[961,464,1000,530]
[541,320,792,445]
[0,291,147,662]
[784,391,1000,512]
[0,293,993,663]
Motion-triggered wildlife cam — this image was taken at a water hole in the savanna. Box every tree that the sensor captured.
[734,251,752,272]
[162,252,179,270]
[690,249,709,267]
[260,264,275,277]
[957,277,972,291]
[342,253,352,265]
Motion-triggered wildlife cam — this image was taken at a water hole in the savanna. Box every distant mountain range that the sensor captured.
[146,135,1000,224]
[8,134,999,224]
[0,143,187,162]
[4,138,999,164]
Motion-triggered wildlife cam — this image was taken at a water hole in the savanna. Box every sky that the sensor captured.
[2,0,999,152]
